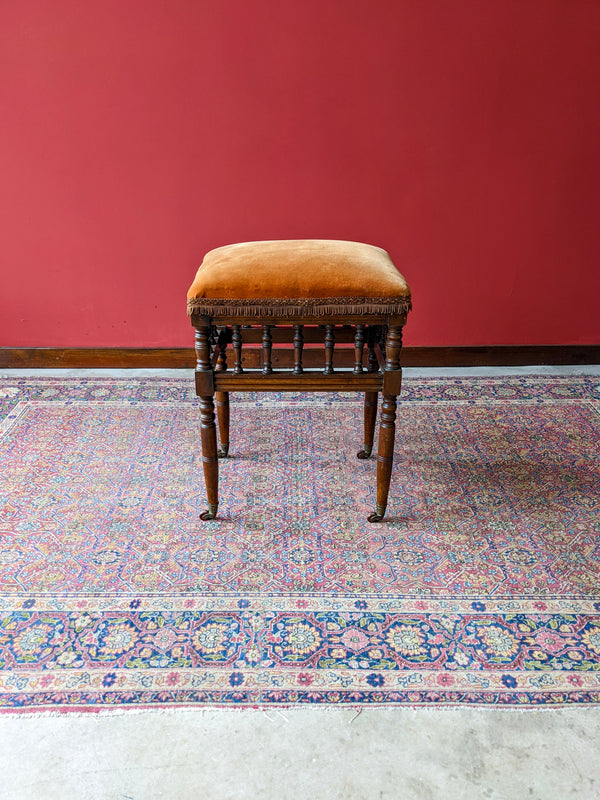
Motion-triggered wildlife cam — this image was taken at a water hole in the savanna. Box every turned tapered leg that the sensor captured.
[368,393,397,522]
[195,325,219,520]
[214,327,231,458]
[199,395,219,519]
[357,391,378,459]
[368,324,403,522]
[215,391,230,457]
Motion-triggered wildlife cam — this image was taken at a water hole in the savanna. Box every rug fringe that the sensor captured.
[0,703,589,718]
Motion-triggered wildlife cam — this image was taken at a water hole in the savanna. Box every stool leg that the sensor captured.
[357,391,378,459]
[368,393,397,523]
[199,395,219,520]
[368,324,403,523]
[195,324,219,521]
[214,327,231,458]
[215,391,230,457]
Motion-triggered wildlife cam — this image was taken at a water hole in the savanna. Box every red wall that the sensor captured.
[2,0,600,348]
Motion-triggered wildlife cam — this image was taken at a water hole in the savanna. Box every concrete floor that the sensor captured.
[1,366,599,799]
[0,707,598,800]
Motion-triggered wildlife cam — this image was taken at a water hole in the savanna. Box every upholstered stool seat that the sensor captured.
[187,239,411,522]
[188,240,411,319]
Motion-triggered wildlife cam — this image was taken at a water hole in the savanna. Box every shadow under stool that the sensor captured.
[186,239,412,522]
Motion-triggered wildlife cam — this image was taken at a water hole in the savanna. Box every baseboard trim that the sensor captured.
[401,345,600,367]
[0,348,195,369]
[1,345,599,369]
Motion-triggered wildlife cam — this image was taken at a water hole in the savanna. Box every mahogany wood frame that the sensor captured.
[190,312,407,523]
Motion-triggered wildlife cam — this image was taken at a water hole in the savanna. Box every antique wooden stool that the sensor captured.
[187,240,411,522]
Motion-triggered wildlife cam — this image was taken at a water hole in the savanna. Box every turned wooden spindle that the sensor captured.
[293,324,304,375]
[324,325,335,375]
[215,326,228,372]
[366,326,378,373]
[232,325,243,374]
[262,325,273,374]
[354,324,365,374]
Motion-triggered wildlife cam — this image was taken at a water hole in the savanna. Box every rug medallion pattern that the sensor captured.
[0,375,599,710]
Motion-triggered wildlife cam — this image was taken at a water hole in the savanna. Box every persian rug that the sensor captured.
[0,374,599,712]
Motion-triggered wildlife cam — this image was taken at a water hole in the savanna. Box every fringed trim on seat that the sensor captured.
[187,296,412,318]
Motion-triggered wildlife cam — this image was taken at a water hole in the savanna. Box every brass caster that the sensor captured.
[357,445,373,460]
[367,505,386,523]
[200,504,218,521]
[217,444,230,458]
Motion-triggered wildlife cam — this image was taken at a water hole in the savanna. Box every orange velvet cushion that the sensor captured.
[187,240,411,318]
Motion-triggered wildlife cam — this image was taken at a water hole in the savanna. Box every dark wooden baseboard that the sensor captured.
[1,345,599,369]
[0,348,195,369]
[401,345,600,367]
